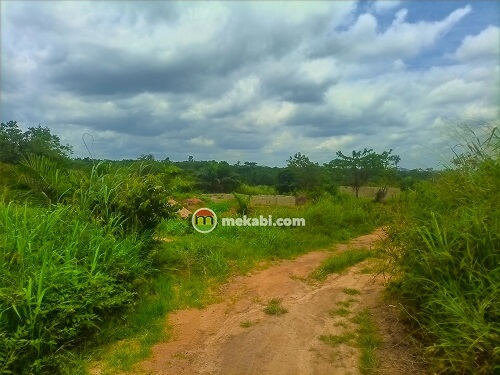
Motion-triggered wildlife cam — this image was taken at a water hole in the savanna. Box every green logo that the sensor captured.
[192,208,217,233]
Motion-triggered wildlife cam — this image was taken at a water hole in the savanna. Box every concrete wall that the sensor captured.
[204,194,296,206]
[339,186,400,199]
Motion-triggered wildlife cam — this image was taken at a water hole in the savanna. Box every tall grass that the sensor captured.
[384,126,499,374]
[0,203,149,374]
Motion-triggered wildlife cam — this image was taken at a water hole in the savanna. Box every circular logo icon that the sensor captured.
[192,208,217,233]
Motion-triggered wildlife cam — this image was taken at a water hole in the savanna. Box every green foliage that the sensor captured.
[232,192,251,216]
[14,155,74,206]
[312,249,375,280]
[197,161,241,193]
[383,126,499,374]
[0,203,148,374]
[264,298,288,316]
[352,309,382,374]
[111,173,176,232]
[0,121,72,165]
[276,152,322,194]
[76,163,177,233]
[236,183,277,195]
[325,148,399,198]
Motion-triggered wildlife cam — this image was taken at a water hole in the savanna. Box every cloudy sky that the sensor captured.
[1,1,499,168]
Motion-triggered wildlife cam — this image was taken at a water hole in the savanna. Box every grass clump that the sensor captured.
[319,332,356,347]
[239,320,254,328]
[329,307,351,317]
[312,249,374,280]
[343,288,361,296]
[352,309,381,374]
[264,298,288,316]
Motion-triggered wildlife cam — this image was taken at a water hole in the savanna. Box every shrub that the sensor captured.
[383,125,500,374]
[0,203,148,374]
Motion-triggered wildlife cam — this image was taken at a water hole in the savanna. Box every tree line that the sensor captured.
[1,120,435,196]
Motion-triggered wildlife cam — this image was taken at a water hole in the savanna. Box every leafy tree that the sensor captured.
[285,152,321,192]
[325,148,399,198]
[0,121,72,164]
[197,161,241,193]
[0,121,24,163]
[276,168,297,193]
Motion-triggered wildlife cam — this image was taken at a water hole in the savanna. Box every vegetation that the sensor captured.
[2,118,496,374]
[311,249,375,280]
[352,309,382,375]
[264,298,288,316]
[383,124,499,374]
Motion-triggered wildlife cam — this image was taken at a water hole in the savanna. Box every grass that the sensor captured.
[343,288,361,295]
[0,177,388,374]
[239,320,254,328]
[0,203,149,374]
[329,307,351,317]
[382,125,500,374]
[352,309,381,375]
[336,299,358,308]
[319,332,356,347]
[264,298,288,316]
[311,249,375,280]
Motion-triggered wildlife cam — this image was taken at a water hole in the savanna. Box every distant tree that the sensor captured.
[188,155,194,162]
[325,148,399,198]
[138,153,155,161]
[197,161,241,193]
[0,121,72,164]
[0,121,23,163]
[276,168,297,193]
[285,152,321,192]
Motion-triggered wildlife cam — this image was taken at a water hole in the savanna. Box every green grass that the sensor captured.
[329,307,351,317]
[382,125,500,374]
[0,203,149,374]
[352,309,381,375]
[264,298,288,316]
[343,288,361,296]
[239,320,254,328]
[311,249,375,280]
[319,332,356,347]
[336,299,358,308]
[0,186,387,374]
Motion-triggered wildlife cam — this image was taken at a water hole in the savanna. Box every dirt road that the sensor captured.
[135,228,424,375]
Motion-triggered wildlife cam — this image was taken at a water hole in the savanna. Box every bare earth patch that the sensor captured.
[110,228,425,375]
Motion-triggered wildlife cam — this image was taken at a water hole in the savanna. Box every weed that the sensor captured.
[239,320,254,328]
[343,288,361,296]
[312,249,374,280]
[352,309,381,374]
[264,298,288,316]
[336,299,358,308]
[319,332,356,347]
[329,307,351,317]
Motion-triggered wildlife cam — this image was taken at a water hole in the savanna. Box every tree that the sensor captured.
[0,121,72,164]
[0,121,23,163]
[325,148,399,198]
[197,161,241,193]
[284,152,321,192]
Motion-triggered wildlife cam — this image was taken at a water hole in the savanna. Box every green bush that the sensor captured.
[77,164,177,233]
[0,203,149,374]
[384,127,500,374]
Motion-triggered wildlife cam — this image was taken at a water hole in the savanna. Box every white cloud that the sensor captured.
[336,5,471,60]
[371,1,401,14]
[189,136,215,147]
[451,25,500,62]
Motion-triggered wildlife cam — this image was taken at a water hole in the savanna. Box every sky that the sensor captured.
[1,1,499,168]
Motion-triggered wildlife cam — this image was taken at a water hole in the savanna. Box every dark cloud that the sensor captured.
[1,1,498,168]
